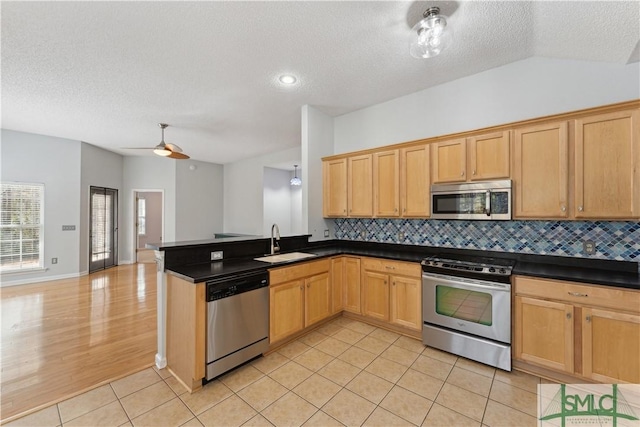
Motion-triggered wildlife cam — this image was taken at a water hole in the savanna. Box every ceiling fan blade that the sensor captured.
[120,147,154,150]
[167,151,190,160]
[165,143,183,153]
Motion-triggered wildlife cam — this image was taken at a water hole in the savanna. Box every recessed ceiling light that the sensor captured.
[278,74,297,85]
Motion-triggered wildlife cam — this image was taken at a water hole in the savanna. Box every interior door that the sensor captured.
[89,186,118,273]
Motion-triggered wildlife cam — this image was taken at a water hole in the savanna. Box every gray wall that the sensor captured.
[80,142,124,274]
[1,129,82,284]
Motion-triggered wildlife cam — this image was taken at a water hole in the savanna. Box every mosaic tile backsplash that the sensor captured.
[333,218,640,263]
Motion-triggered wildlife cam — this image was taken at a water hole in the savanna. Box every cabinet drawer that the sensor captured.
[361,257,420,278]
[514,276,640,314]
[270,259,331,285]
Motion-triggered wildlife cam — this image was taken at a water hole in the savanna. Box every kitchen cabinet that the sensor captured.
[361,258,422,331]
[166,275,206,392]
[431,138,467,183]
[342,256,362,314]
[348,154,373,216]
[514,276,640,383]
[400,144,430,217]
[330,257,345,314]
[373,149,400,217]
[323,158,348,217]
[574,109,640,219]
[269,259,332,344]
[513,122,569,218]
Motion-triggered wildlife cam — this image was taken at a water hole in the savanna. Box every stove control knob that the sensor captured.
[488,267,496,273]
[499,268,506,274]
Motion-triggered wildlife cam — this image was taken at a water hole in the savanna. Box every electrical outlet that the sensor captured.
[211,251,223,260]
[324,229,330,238]
[583,240,596,255]
[360,230,366,239]
[51,258,58,264]
[398,231,405,241]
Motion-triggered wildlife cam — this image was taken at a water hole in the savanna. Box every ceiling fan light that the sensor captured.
[410,7,453,59]
[154,144,172,156]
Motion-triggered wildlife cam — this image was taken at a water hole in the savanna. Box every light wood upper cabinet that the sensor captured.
[575,109,640,219]
[323,158,348,217]
[467,131,510,181]
[431,138,467,183]
[343,256,362,314]
[348,154,373,217]
[304,272,331,327]
[513,122,569,218]
[514,295,574,373]
[582,307,640,383]
[400,145,430,217]
[390,275,422,330]
[373,150,400,217]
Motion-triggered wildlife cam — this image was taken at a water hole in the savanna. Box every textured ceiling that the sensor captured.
[2,1,639,164]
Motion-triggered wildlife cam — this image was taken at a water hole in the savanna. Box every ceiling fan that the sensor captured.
[122,123,190,159]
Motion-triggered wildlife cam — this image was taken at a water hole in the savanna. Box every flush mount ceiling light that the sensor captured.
[410,6,453,59]
[278,74,297,85]
[290,165,302,186]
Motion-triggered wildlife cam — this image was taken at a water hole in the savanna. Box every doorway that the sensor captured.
[134,191,163,263]
[89,186,118,273]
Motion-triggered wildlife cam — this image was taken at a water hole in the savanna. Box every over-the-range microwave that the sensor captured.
[430,180,512,220]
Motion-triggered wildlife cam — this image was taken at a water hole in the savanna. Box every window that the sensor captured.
[137,198,146,235]
[1,182,44,272]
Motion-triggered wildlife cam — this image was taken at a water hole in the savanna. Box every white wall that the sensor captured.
[334,57,640,153]
[263,167,293,236]
[137,191,162,248]
[122,156,177,263]
[80,142,123,274]
[1,129,82,285]
[302,105,334,241]
[223,146,301,236]
[175,160,224,241]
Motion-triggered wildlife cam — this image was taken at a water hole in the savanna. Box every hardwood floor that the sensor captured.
[0,263,157,423]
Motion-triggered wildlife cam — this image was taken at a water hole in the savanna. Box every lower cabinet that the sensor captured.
[342,256,362,314]
[514,276,640,383]
[361,258,422,331]
[269,259,332,344]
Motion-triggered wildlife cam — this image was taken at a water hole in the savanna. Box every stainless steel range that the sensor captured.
[421,254,515,371]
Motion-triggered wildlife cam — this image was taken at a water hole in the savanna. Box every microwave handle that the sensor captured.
[485,190,491,216]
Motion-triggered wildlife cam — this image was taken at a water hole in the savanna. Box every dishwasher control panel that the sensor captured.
[206,272,269,302]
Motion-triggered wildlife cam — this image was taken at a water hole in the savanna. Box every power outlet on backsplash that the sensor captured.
[583,240,596,255]
[398,231,405,241]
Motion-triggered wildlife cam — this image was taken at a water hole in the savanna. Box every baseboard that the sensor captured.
[119,259,134,265]
[0,271,87,287]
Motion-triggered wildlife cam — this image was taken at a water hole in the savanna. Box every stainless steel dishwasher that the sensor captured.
[205,270,269,380]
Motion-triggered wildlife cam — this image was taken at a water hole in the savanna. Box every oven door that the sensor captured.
[422,272,511,343]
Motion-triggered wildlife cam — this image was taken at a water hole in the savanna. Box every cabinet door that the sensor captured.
[400,145,430,217]
[582,307,640,383]
[269,280,304,344]
[331,257,345,314]
[305,273,332,327]
[390,275,422,331]
[343,257,362,314]
[323,159,348,217]
[575,109,640,218]
[362,271,389,321]
[514,296,574,373]
[431,139,467,183]
[348,154,373,216]
[513,122,569,218]
[374,150,400,217]
[467,131,510,180]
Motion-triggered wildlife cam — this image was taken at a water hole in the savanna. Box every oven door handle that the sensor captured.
[485,190,491,216]
[422,272,510,292]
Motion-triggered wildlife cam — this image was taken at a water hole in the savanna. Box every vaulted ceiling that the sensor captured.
[2,1,638,164]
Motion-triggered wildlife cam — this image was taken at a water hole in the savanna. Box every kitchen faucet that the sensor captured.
[270,223,281,255]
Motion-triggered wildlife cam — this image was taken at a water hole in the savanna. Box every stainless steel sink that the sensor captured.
[254,252,317,263]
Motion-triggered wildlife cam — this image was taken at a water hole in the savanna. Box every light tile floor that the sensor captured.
[7,317,543,427]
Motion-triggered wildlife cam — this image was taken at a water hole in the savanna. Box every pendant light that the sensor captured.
[290,165,302,186]
[410,7,453,59]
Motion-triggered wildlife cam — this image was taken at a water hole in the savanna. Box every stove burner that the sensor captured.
[421,255,514,277]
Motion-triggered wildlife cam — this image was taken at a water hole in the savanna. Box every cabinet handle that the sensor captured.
[300,285,303,290]
[586,315,591,322]
[385,266,396,270]
[392,282,396,286]
[394,208,398,212]
[561,205,566,212]
[307,283,310,288]
[568,292,588,297]
[403,208,406,213]
[343,209,346,213]
[578,206,584,212]
[566,312,572,320]
[460,171,464,177]
[472,170,476,176]
[384,280,387,285]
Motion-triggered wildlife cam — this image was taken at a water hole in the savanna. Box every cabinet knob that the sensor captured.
[472,170,476,176]
[392,282,396,286]
[561,205,566,212]
[403,208,406,213]
[394,208,398,212]
[384,280,387,285]
[578,206,584,212]
[566,312,572,320]
[343,209,346,213]
[307,283,310,288]
[586,315,591,322]
[300,286,303,290]
[460,171,464,177]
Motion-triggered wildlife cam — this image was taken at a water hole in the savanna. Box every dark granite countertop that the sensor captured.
[164,239,639,289]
